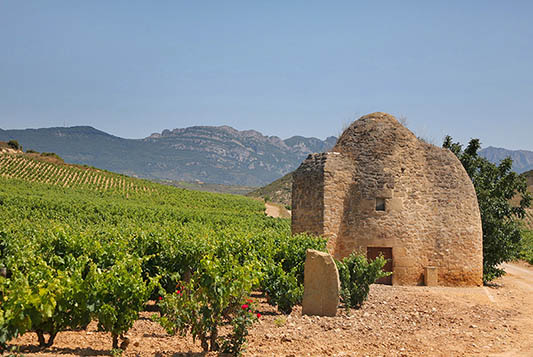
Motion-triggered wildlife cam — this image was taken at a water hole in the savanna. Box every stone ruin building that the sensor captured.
[292,112,483,286]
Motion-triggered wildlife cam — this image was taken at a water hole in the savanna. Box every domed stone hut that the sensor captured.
[292,112,482,286]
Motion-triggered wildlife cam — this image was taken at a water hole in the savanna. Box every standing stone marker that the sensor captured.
[302,249,340,317]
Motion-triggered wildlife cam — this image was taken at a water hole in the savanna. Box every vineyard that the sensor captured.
[2,151,530,355]
[0,152,152,194]
[0,159,327,355]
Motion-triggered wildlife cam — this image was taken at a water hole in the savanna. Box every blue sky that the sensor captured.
[1,1,532,150]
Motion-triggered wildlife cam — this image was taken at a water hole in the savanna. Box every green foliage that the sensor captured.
[0,257,92,347]
[0,153,151,194]
[0,167,318,352]
[89,257,156,349]
[262,264,303,314]
[6,141,19,151]
[443,136,532,282]
[262,233,326,314]
[40,152,63,162]
[336,253,390,309]
[520,230,533,264]
[154,254,259,353]
[273,234,327,285]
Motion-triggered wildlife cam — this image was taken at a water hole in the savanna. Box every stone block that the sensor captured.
[393,256,414,267]
[424,266,438,286]
[302,249,340,317]
[387,198,403,212]
[376,188,393,199]
[360,199,375,212]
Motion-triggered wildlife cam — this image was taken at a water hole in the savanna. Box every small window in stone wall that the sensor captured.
[376,198,386,211]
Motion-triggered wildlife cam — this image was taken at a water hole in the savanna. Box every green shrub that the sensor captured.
[154,254,259,353]
[261,234,325,314]
[262,264,302,314]
[89,257,156,350]
[336,253,390,309]
[0,257,92,348]
[443,137,531,282]
[40,152,64,162]
[272,234,327,285]
[6,141,20,151]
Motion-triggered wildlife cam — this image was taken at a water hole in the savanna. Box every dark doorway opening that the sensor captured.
[367,247,393,285]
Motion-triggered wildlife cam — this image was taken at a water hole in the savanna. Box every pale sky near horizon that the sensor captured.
[1,1,532,150]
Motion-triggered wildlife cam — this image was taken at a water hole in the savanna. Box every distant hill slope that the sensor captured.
[479,147,533,173]
[2,124,531,186]
[154,179,255,196]
[246,172,293,206]
[0,126,336,186]
[0,147,153,195]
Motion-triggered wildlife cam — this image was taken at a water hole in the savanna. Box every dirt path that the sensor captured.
[265,202,290,218]
[489,262,533,356]
[7,262,533,356]
[265,202,282,218]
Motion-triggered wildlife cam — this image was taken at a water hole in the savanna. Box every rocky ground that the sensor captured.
[6,262,533,357]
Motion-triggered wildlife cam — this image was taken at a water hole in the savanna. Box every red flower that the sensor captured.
[158,296,163,300]
[246,298,253,303]
[256,313,261,318]
[176,290,181,295]
[241,304,249,310]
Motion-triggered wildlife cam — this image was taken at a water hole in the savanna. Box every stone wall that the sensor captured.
[292,153,326,237]
[292,112,483,286]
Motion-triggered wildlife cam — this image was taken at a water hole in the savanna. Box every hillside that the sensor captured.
[0,148,153,195]
[2,125,531,187]
[0,126,336,186]
[154,179,255,195]
[247,172,293,206]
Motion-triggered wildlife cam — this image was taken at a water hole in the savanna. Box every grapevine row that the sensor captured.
[0,153,150,195]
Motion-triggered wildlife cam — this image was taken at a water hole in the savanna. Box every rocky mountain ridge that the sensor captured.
[479,146,533,174]
[0,125,336,186]
[1,124,530,186]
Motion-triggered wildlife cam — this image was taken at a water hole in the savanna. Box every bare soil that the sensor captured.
[265,203,290,219]
[5,262,533,357]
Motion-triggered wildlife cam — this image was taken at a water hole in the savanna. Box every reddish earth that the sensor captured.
[5,262,533,356]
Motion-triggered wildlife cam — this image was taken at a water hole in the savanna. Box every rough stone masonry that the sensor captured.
[292,112,483,286]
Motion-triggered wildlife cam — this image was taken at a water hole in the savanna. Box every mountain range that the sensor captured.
[1,125,531,186]
[476,146,533,174]
[0,126,336,186]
